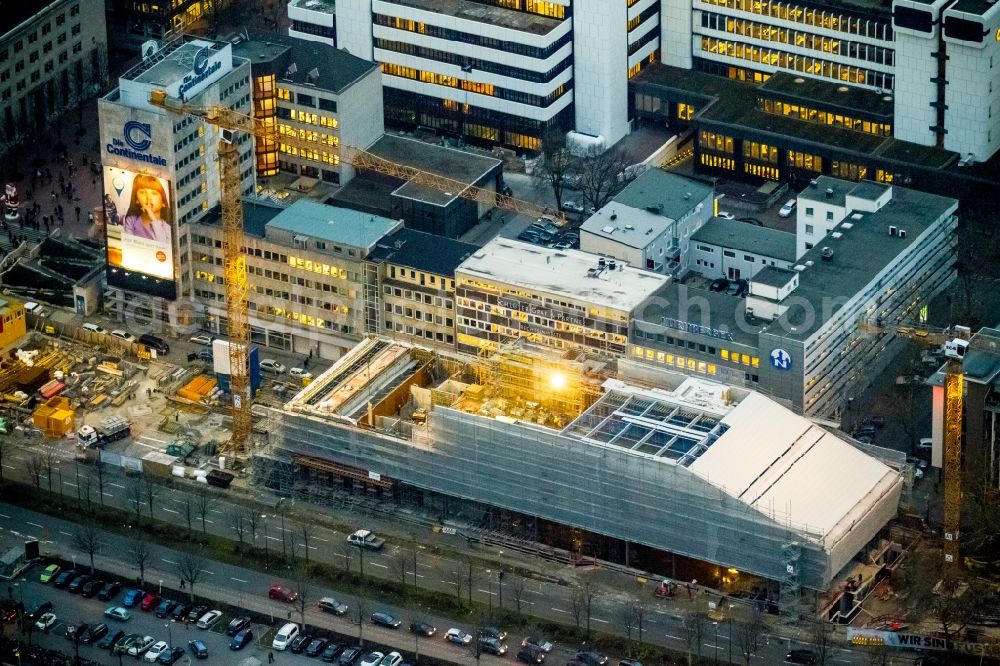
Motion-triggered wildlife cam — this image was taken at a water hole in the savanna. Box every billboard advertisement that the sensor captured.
[103,166,175,281]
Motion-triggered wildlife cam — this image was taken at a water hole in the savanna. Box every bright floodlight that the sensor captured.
[550,372,566,390]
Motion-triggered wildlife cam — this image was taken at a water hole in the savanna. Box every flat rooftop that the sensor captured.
[691,218,796,262]
[367,134,502,187]
[582,207,674,250]
[289,0,336,12]
[634,283,762,348]
[456,238,670,313]
[963,328,1000,385]
[367,227,477,276]
[235,32,378,93]
[265,199,402,250]
[761,72,894,119]
[798,175,858,207]
[611,169,714,219]
[380,0,565,34]
[121,38,226,87]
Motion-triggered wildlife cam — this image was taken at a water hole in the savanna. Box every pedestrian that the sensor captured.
[88,211,93,224]
[269,651,275,664]
[308,349,313,359]
[179,579,185,589]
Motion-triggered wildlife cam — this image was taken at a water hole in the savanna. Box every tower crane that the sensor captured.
[147,88,563,455]
[857,320,970,570]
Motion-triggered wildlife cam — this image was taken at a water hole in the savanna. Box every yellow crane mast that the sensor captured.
[147,88,561,455]
[857,321,970,569]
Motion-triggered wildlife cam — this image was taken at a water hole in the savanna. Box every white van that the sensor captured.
[272,622,299,651]
[82,322,106,334]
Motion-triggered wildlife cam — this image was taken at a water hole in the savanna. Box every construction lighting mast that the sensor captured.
[147,89,561,455]
[858,321,970,570]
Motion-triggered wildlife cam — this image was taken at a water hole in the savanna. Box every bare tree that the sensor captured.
[569,588,586,633]
[179,494,195,533]
[72,520,104,574]
[467,614,488,666]
[299,522,313,565]
[194,487,214,534]
[244,506,260,545]
[509,576,527,616]
[176,551,207,603]
[228,507,248,557]
[733,607,767,666]
[93,459,106,506]
[127,533,154,588]
[80,473,93,512]
[141,475,159,521]
[577,145,637,212]
[42,449,55,493]
[582,581,596,638]
[533,129,576,210]
[683,611,708,665]
[350,595,371,646]
[463,556,479,606]
[634,601,647,646]
[408,612,427,665]
[338,541,355,574]
[25,453,44,488]
[124,475,144,524]
[395,549,410,587]
[441,564,466,606]
[620,600,638,644]
[291,564,311,628]
[0,435,8,483]
[809,621,835,666]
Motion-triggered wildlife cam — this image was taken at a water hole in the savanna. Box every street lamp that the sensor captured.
[71,555,76,571]
[261,514,269,561]
[165,620,173,647]
[713,621,719,664]
[497,570,504,610]
[158,579,163,595]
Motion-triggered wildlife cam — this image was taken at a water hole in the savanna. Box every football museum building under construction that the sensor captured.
[262,337,903,616]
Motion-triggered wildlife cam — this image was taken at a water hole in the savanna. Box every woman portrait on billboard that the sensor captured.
[122,173,171,243]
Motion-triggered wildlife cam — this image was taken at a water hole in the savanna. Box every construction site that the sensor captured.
[254,335,906,619]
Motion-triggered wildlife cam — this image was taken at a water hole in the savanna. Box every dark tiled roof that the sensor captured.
[235,32,378,93]
[367,228,478,276]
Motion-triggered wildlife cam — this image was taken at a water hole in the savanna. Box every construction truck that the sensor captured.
[76,416,131,448]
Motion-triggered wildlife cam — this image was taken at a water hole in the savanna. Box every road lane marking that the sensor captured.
[200,569,214,575]
[0,513,8,518]
[665,634,683,641]
[26,521,43,528]
[59,531,72,536]
[551,608,568,614]
[63,481,78,487]
[231,577,248,584]
[592,618,609,624]
[370,562,388,569]
[477,589,497,596]
[313,537,329,543]
[161,558,178,565]
[108,483,125,489]
[163,508,179,515]
[527,590,544,595]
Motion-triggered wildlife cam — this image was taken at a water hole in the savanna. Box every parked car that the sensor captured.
[318,597,348,615]
[359,652,385,666]
[479,637,507,656]
[778,199,797,218]
[709,277,730,292]
[122,588,143,607]
[189,334,214,346]
[230,628,254,650]
[157,646,185,664]
[575,650,609,666]
[188,639,208,659]
[97,629,126,650]
[307,638,330,658]
[786,649,817,664]
[260,359,286,374]
[138,334,170,355]
[98,581,122,601]
[619,660,643,666]
[517,645,546,664]
[196,610,222,629]
[370,611,401,628]
[104,606,131,622]
[380,652,404,666]
[67,574,91,593]
[561,201,585,214]
[338,646,363,665]
[348,530,385,550]
[154,599,176,619]
[81,579,104,598]
[65,622,88,642]
[517,230,542,244]
[144,641,169,663]
[726,280,743,296]
[34,612,57,632]
[140,593,160,611]
[267,584,298,603]
[111,329,137,343]
[322,642,343,662]
[522,636,553,653]
[445,628,473,645]
[80,623,109,644]
[290,634,314,654]
[272,622,300,651]
[482,627,507,641]
[40,564,60,583]
[83,322,107,334]
[171,604,190,622]
[186,605,208,623]
[126,635,156,657]
[226,615,251,636]
[26,601,53,621]
[410,621,436,637]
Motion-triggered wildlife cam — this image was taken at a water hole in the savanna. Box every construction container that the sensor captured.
[141,451,178,478]
[177,375,217,402]
[38,379,65,399]
[31,396,74,438]
[206,469,234,488]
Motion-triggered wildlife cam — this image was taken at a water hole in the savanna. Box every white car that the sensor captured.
[445,628,473,645]
[260,359,286,374]
[561,201,585,214]
[143,640,169,662]
[272,622,299,651]
[83,322,106,334]
[360,652,385,666]
[189,334,214,346]
[778,199,796,218]
[717,211,736,220]
[111,329,137,343]
[380,652,404,666]
[35,612,56,631]
[127,636,155,657]
[104,606,130,622]
[196,609,222,629]
[289,367,312,379]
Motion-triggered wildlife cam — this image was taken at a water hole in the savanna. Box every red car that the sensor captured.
[140,593,160,611]
[267,584,298,603]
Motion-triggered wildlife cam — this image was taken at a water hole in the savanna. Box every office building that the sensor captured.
[364,227,477,349]
[261,336,903,616]
[630,178,958,417]
[190,199,402,359]
[0,0,108,154]
[690,217,796,281]
[233,33,383,185]
[289,0,661,152]
[454,238,670,357]
[98,35,255,329]
[580,169,713,277]
[956,327,1000,491]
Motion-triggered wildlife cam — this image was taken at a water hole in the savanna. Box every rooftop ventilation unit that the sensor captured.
[851,213,863,220]
[888,225,897,236]
[825,188,834,198]
[821,247,834,260]
[624,224,635,230]
[794,264,807,271]
[840,223,853,230]
[602,225,615,234]
[831,231,843,238]
[898,229,907,238]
